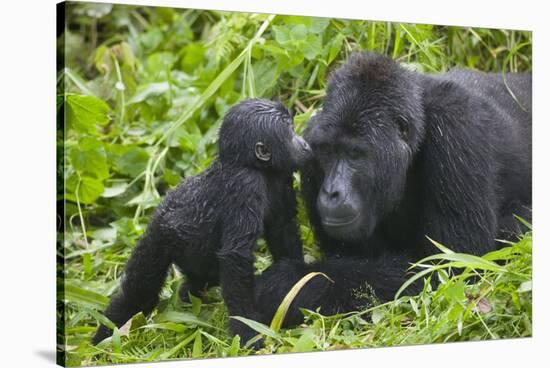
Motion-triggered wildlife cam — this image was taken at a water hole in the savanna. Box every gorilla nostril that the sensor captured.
[329,191,340,200]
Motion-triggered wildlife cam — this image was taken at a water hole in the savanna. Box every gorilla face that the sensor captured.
[288,133,313,170]
[219,99,312,173]
[267,120,312,172]
[304,53,425,242]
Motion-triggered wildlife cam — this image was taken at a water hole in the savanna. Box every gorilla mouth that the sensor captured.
[321,214,360,228]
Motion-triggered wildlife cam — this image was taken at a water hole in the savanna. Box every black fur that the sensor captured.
[255,254,423,327]
[303,52,531,257]
[255,52,531,326]
[92,99,311,346]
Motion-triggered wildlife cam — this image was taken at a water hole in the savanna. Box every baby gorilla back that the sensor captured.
[160,165,225,298]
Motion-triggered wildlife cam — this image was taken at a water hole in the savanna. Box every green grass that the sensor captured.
[58,3,532,366]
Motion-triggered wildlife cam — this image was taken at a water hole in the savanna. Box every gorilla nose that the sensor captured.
[319,188,344,212]
[300,138,311,153]
[318,187,359,226]
[293,136,313,165]
[324,188,341,202]
[317,160,360,229]
[296,135,311,153]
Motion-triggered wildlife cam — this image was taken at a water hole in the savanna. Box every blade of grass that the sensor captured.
[425,236,455,254]
[229,316,279,339]
[64,68,95,96]
[159,330,198,360]
[411,253,506,273]
[63,282,109,310]
[270,272,333,332]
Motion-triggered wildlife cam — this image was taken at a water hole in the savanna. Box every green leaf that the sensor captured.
[143,322,186,333]
[163,169,182,187]
[270,272,332,332]
[448,302,463,322]
[288,50,305,68]
[181,43,206,73]
[395,267,436,299]
[292,328,316,352]
[111,327,121,354]
[94,45,111,75]
[290,24,308,41]
[91,227,117,242]
[140,28,163,50]
[126,189,160,208]
[273,26,290,44]
[189,293,202,316]
[127,82,170,104]
[101,182,128,198]
[108,145,150,177]
[77,3,113,18]
[192,331,203,358]
[371,308,385,324]
[146,52,175,75]
[518,280,532,293]
[230,316,279,339]
[156,310,219,330]
[310,17,330,33]
[130,312,147,331]
[409,298,420,316]
[252,60,279,96]
[229,335,240,356]
[426,236,455,254]
[85,307,116,329]
[66,175,105,204]
[159,332,197,360]
[63,282,109,310]
[119,42,136,70]
[513,215,532,230]
[445,280,466,303]
[328,33,345,64]
[303,34,322,60]
[69,137,109,179]
[415,253,506,273]
[66,94,111,134]
[64,68,95,95]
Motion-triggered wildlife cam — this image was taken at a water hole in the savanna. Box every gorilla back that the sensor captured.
[302,52,531,260]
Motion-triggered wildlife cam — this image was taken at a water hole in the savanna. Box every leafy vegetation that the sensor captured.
[57,3,532,366]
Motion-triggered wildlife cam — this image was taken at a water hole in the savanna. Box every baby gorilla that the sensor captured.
[92,99,312,346]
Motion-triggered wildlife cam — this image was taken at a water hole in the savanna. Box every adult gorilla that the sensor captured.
[255,52,531,326]
[303,52,531,258]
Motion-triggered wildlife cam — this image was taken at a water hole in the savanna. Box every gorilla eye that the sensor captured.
[397,118,409,139]
[254,142,271,162]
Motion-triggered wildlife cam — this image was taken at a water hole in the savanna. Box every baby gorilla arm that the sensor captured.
[264,182,303,261]
[217,209,264,347]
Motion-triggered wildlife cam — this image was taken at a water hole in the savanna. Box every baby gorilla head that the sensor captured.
[219,99,312,172]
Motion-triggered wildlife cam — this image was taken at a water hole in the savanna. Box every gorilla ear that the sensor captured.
[397,117,409,140]
[255,142,272,162]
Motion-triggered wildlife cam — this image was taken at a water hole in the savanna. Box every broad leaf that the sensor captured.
[66,94,111,134]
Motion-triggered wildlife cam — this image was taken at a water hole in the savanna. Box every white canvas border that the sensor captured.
[1,0,547,367]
